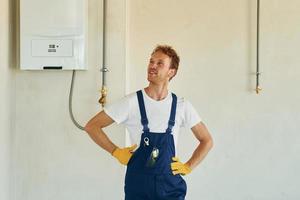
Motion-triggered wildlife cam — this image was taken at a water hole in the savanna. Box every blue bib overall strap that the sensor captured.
[137,90,177,134]
[124,90,187,200]
[137,90,150,133]
[166,93,177,134]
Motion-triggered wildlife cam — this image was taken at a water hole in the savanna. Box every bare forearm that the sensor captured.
[85,126,117,154]
[186,140,213,170]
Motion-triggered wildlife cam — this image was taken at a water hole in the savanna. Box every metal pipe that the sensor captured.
[99,0,109,106]
[69,0,108,131]
[256,0,262,94]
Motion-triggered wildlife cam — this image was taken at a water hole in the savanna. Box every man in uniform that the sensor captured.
[85,45,213,200]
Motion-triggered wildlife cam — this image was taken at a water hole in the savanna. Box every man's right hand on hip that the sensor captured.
[112,144,137,165]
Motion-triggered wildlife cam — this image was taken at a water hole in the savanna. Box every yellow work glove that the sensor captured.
[171,157,192,175]
[112,144,137,165]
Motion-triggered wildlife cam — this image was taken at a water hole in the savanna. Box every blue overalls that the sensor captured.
[125,90,187,200]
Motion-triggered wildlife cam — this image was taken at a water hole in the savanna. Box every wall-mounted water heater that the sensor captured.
[20,0,88,70]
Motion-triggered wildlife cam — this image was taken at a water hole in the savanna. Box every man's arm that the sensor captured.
[84,111,118,154]
[186,121,213,170]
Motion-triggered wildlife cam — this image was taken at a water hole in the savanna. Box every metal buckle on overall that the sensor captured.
[168,119,175,127]
[144,137,149,146]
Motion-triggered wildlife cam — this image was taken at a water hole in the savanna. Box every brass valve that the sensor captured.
[255,86,262,94]
[99,86,107,107]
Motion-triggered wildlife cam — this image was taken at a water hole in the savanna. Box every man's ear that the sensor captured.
[168,68,176,77]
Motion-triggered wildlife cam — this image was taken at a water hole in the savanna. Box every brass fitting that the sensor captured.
[99,86,107,107]
[255,86,262,94]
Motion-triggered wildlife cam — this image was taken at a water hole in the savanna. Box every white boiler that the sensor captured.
[20,0,88,70]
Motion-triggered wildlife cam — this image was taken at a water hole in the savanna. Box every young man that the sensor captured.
[84,45,213,200]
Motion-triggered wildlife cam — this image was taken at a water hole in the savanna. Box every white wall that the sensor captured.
[0,0,10,197]
[2,0,300,200]
[12,0,126,199]
[0,0,15,199]
[127,0,300,199]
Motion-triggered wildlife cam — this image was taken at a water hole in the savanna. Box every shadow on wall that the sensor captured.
[9,0,18,70]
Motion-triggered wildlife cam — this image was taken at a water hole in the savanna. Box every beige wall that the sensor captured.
[0,0,15,199]
[1,0,299,200]
[12,0,126,199]
[0,0,10,198]
[127,0,300,199]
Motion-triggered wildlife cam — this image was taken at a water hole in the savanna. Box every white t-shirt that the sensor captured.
[103,89,202,150]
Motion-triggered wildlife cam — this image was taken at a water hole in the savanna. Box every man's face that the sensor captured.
[147,51,175,83]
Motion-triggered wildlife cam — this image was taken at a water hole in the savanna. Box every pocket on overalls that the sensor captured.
[127,148,140,166]
[157,174,187,198]
[127,152,135,166]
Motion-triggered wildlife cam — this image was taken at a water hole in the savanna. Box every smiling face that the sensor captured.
[147,51,176,84]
